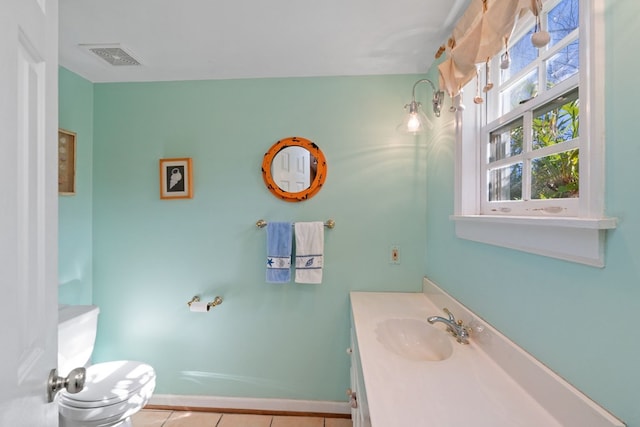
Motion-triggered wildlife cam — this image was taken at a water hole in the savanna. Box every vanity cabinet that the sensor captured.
[349,285,625,427]
[349,316,371,427]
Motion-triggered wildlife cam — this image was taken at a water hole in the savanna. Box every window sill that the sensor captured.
[450,215,617,267]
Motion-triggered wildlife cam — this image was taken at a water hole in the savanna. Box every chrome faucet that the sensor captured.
[427,308,470,344]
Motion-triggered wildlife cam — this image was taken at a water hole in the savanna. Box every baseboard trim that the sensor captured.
[147,394,351,418]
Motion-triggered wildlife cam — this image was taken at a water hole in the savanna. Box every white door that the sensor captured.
[0,0,59,425]
[272,146,311,192]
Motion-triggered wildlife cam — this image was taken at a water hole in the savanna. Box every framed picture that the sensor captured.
[159,158,193,199]
[58,129,77,195]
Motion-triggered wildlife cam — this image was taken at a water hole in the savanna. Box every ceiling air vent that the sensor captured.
[81,44,141,66]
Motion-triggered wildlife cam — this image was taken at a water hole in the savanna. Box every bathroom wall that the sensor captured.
[88,75,430,401]
[424,2,640,425]
[58,67,93,305]
[60,3,640,421]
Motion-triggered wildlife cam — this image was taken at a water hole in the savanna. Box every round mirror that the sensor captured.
[261,137,327,202]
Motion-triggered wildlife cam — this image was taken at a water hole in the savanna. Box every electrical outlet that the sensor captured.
[390,245,400,264]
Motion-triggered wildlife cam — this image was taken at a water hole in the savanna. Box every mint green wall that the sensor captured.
[90,75,429,400]
[60,3,639,420]
[425,2,638,425]
[58,67,93,305]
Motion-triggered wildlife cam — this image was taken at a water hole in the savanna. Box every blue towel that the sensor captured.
[266,222,292,283]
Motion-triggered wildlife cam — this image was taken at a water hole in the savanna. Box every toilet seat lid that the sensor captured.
[59,360,155,409]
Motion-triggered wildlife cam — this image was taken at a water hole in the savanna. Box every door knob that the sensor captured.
[47,367,86,402]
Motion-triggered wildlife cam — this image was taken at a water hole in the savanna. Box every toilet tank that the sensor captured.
[58,305,100,376]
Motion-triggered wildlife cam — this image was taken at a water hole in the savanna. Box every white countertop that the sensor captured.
[350,282,625,427]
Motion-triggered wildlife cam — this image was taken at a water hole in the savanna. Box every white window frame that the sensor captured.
[451,0,616,267]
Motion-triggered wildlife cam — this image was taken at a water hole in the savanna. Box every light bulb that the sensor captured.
[397,100,432,134]
[407,114,421,132]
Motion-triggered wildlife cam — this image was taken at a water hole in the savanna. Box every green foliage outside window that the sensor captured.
[499,96,579,201]
[531,99,579,199]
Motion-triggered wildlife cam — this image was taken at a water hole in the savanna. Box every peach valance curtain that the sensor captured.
[437,0,545,97]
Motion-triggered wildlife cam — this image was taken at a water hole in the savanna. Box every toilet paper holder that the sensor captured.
[187,295,223,309]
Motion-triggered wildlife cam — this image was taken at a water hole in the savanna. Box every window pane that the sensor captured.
[489,118,523,162]
[488,163,522,201]
[501,27,537,83]
[501,69,538,114]
[533,88,579,150]
[546,40,579,86]
[531,148,579,199]
[548,0,579,47]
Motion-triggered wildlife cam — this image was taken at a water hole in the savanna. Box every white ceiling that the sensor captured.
[59,0,470,83]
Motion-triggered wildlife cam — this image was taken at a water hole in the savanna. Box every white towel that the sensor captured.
[294,222,324,284]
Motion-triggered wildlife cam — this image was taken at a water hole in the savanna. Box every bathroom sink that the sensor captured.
[375,318,453,361]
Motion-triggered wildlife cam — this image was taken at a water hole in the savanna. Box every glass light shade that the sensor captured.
[397,101,433,134]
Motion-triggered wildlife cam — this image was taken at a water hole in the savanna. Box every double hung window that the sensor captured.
[452,0,615,266]
[483,0,580,216]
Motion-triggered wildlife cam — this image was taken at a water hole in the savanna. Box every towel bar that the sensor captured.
[256,219,335,229]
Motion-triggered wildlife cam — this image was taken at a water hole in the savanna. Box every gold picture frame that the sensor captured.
[58,129,76,195]
[159,158,193,199]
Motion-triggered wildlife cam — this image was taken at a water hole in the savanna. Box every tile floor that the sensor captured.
[132,409,353,427]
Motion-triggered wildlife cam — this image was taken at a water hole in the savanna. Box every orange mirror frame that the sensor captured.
[261,136,327,202]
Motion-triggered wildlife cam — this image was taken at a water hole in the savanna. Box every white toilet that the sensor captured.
[57,304,156,427]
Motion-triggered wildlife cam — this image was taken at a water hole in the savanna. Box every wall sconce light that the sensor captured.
[398,79,445,134]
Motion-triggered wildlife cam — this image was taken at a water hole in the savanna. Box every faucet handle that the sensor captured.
[443,307,456,322]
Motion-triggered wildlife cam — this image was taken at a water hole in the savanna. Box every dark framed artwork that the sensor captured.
[58,129,76,195]
[159,158,193,199]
